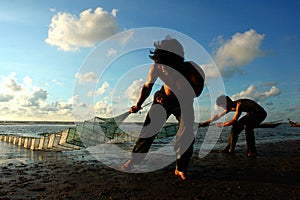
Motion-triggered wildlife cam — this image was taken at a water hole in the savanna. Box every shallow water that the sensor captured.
[0,124,74,137]
[1,123,300,167]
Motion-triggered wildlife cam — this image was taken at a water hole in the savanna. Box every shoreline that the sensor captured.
[0,121,76,125]
[1,140,300,199]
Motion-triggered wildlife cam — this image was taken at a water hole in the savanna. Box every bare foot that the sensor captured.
[174,169,186,180]
[247,152,257,158]
[120,159,133,171]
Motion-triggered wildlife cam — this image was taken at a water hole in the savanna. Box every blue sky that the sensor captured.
[0,0,299,122]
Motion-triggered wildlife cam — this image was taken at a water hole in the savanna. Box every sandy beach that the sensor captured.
[0,140,300,200]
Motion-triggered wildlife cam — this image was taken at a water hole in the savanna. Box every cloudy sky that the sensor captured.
[0,0,299,122]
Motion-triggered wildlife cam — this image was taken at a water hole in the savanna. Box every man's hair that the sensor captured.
[216,95,233,107]
[149,36,184,66]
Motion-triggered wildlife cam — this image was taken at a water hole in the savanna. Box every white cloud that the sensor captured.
[23,75,32,86]
[201,63,221,79]
[75,72,99,84]
[212,29,265,78]
[20,88,48,107]
[264,86,281,99]
[0,72,22,92]
[95,99,112,116]
[0,74,75,121]
[107,48,117,57]
[88,81,110,96]
[231,84,281,103]
[54,99,73,110]
[52,79,63,86]
[45,7,119,51]
[118,30,134,45]
[0,94,14,102]
[125,79,144,104]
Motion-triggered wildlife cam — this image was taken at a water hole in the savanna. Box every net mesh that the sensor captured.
[66,111,179,148]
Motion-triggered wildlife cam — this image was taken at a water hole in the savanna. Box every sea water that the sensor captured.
[0,124,75,165]
[1,123,300,166]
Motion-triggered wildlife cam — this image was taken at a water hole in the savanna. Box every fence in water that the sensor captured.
[0,128,81,151]
[0,115,180,151]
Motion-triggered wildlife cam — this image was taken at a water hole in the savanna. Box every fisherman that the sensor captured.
[121,36,205,180]
[202,95,267,157]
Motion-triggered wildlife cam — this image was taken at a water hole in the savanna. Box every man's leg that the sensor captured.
[173,99,195,180]
[221,120,244,153]
[175,139,194,172]
[121,113,155,170]
[122,102,168,170]
[245,112,267,157]
[245,126,256,156]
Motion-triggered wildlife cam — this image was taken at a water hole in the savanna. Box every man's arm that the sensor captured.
[135,83,154,108]
[202,109,227,126]
[130,64,158,113]
[216,102,241,127]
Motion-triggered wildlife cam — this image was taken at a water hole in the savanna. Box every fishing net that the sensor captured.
[66,111,129,147]
[66,111,181,148]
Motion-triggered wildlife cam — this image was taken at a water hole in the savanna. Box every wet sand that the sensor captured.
[1,140,300,199]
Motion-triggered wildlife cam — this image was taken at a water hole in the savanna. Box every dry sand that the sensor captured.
[1,140,300,200]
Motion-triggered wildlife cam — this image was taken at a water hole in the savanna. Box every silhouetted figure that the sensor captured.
[202,95,267,157]
[121,36,205,180]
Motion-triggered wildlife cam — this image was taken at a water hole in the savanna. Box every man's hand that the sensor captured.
[215,123,224,127]
[130,105,141,113]
[199,121,210,127]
